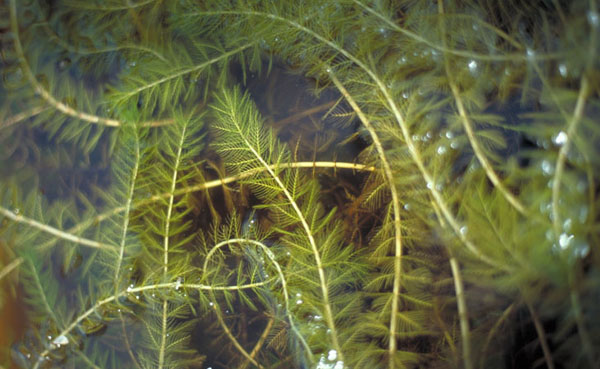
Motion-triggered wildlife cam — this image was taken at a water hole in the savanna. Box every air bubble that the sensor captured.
[403,203,411,211]
[588,11,599,27]
[52,335,68,346]
[175,277,183,290]
[445,131,454,139]
[559,233,573,249]
[402,91,409,99]
[468,60,478,73]
[450,140,460,149]
[553,131,568,146]
[526,48,535,60]
[13,208,19,215]
[437,145,447,155]
[541,160,553,176]
[296,299,303,305]
[460,226,468,236]
[558,63,567,77]
[563,218,572,232]
[328,350,338,361]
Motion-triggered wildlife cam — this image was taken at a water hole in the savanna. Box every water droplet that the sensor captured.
[314,315,322,321]
[450,140,460,149]
[333,361,345,369]
[573,242,590,258]
[402,91,409,99]
[468,60,478,73]
[437,145,447,155]
[426,181,434,190]
[403,203,411,211]
[445,131,454,139]
[52,335,68,346]
[563,218,572,232]
[296,299,303,305]
[558,63,567,77]
[295,292,301,297]
[412,134,420,141]
[588,11,599,27]
[541,160,554,176]
[460,226,468,236]
[397,56,407,65]
[209,302,214,307]
[559,233,573,249]
[328,349,338,361]
[127,284,134,292]
[326,67,332,73]
[553,131,568,146]
[526,48,535,60]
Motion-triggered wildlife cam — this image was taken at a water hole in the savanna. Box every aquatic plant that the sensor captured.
[1,0,599,368]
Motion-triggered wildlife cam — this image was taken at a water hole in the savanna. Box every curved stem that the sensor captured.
[0,257,23,282]
[329,71,403,369]
[31,279,267,369]
[437,0,527,217]
[34,161,374,254]
[203,238,312,363]
[478,303,515,369]
[0,105,48,130]
[351,0,563,62]
[0,206,115,250]
[449,257,472,369]
[524,300,555,369]
[8,0,169,128]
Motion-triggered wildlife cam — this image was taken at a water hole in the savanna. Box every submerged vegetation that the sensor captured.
[1,0,599,368]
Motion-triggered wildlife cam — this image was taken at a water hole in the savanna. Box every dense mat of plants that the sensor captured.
[1,1,599,368]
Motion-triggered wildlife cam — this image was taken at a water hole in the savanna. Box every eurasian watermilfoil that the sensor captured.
[0,1,598,369]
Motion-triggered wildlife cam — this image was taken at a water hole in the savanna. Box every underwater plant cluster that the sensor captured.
[1,0,599,368]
